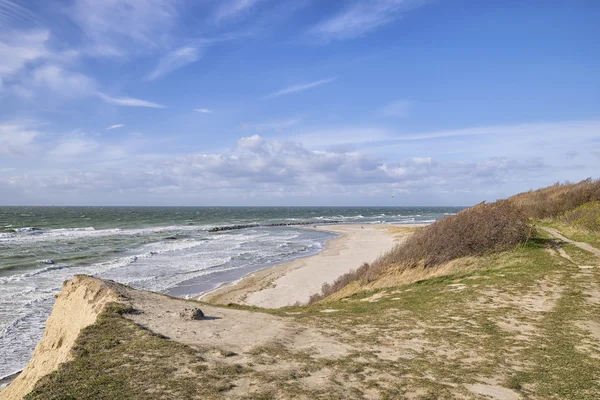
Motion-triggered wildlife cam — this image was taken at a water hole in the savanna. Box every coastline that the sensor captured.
[200,223,424,308]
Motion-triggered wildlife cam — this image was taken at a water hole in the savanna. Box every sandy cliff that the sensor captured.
[1,275,121,400]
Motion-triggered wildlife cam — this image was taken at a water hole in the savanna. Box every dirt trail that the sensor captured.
[540,227,600,257]
[127,289,351,359]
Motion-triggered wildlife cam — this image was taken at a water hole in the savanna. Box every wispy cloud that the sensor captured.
[309,0,428,42]
[69,0,179,57]
[0,30,97,99]
[294,127,390,148]
[31,64,95,97]
[250,118,300,132]
[0,0,40,31]
[0,30,49,78]
[292,120,600,149]
[215,0,263,21]
[380,100,411,118]
[147,46,202,80]
[0,121,39,156]
[106,124,125,130]
[194,108,212,113]
[392,120,600,142]
[48,134,99,159]
[97,92,166,108]
[268,77,337,98]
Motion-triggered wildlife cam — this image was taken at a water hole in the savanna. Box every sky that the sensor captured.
[0,0,599,206]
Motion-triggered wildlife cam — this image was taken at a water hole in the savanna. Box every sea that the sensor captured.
[0,206,462,381]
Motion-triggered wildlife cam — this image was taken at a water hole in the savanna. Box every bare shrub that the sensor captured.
[308,263,370,304]
[309,200,531,303]
[509,178,600,219]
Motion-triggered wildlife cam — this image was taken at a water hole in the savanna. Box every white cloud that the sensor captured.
[293,127,390,148]
[215,0,263,21]
[156,135,552,192]
[380,100,411,117]
[268,77,337,98]
[0,30,49,78]
[97,92,166,108]
[291,120,600,149]
[309,0,427,41]
[0,121,39,156]
[3,128,596,205]
[147,46,202,80]
[392,120,600,142]
[194,108,212,113]
[411,157,431,165]
[31,64,96,97]
[48,135,99,158]
[107,124,125,130]
[69,0,179,57]
[0,30,93,99]
[252,118,300,132]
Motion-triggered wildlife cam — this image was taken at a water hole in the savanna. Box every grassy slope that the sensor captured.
[26,225,600,399]
[537,219,600,249]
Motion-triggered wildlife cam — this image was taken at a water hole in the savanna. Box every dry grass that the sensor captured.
[309,200,531,303]
[509,178,600,219]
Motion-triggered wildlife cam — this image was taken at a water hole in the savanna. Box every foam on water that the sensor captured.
[0,206,461,380]
[0,225,207,245]
[0,226,333,379]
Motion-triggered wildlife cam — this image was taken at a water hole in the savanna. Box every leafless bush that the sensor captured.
[509,178,600,219]
[309,200,531,303]
[308,263,370,304]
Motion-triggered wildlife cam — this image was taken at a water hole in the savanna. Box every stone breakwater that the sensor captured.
[208,220,342,232]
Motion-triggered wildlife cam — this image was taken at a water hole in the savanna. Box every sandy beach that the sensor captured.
[201,224,421,308]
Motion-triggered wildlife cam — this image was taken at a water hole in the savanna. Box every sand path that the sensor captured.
[541,227,600,257]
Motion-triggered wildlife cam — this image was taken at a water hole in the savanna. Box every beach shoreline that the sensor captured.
[200,223,424,308]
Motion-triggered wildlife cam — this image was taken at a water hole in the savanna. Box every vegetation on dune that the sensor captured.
[25,230,600,399]
[561,201,600,233]
[25,303,250,400]
[309,200,531,303]
[509,178,600,219]
[20,179,600,399]
[310,178,600,303]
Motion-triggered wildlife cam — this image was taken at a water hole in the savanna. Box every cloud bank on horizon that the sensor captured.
[0,0,598,206]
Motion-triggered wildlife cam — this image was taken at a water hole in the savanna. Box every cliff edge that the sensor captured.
[1,275,122,400]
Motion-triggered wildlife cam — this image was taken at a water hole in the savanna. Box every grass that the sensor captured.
[25,304,251,400]
[537,219,600,249]
[24,223,600,399]
[266,230,599,398]
[309,200,531,303]
[562,201,600,233]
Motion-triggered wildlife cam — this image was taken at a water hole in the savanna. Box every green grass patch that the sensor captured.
[26,303,249,400]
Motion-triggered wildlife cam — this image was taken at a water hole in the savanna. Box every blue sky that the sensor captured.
[0,0,599,206]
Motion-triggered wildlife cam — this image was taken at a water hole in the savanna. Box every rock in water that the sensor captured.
[179,308,204,320]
